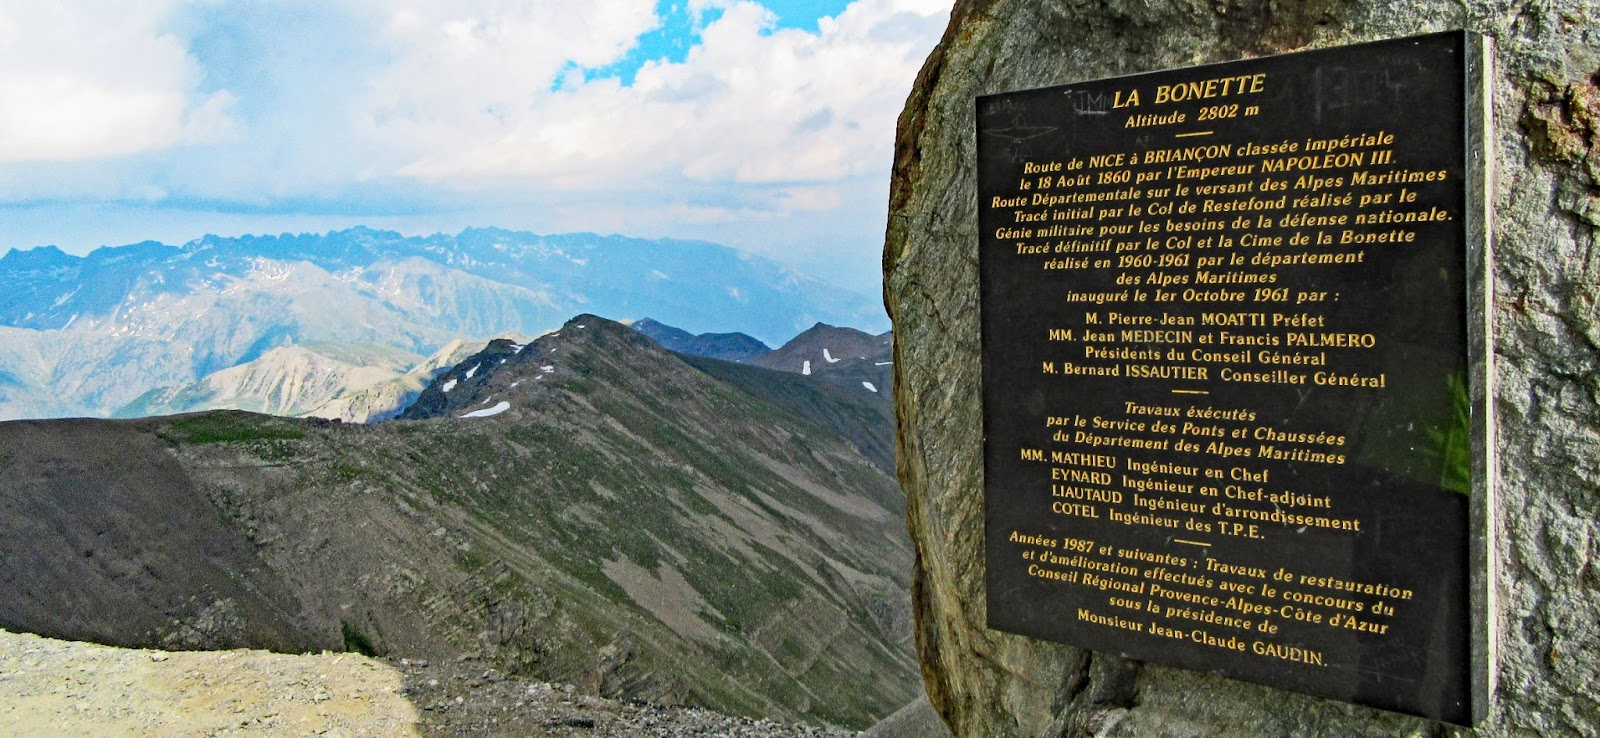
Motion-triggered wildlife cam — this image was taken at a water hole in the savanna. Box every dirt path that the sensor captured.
[0,629,420,737]
[0,629,867,737]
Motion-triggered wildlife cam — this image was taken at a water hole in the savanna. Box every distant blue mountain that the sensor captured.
[0,227,884,345]
[0,227,887,419]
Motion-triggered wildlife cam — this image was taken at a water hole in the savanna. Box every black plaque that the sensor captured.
[978,32,1493,724]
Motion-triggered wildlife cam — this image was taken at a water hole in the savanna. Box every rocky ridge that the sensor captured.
[1,315,916,728]
[628,318,773,363]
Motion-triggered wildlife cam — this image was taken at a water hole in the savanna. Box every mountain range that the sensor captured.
[0,228,888,420]
[628,317,774,363]
[101,315,893,426]
[0,315,913,728]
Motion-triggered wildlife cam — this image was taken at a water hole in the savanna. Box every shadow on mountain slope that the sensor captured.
[0,316,914,729]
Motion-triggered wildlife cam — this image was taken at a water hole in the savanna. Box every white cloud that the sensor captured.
[362,0,660,161]
[0,0,952,292]
[385,0,950,192]
[0,2,235,163]
[0,0,948,200]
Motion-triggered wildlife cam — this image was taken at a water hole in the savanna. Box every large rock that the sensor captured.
[885,1,1599,736]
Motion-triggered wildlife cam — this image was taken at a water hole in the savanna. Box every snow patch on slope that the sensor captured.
[460,401,510,418]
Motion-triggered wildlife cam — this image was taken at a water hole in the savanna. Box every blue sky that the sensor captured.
[0,0,951,294]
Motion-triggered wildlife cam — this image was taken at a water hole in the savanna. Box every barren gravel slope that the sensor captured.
[0,629,419,737]
[0,630,864,737]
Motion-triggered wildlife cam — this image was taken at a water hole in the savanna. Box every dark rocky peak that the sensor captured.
[751,322,894,396]
[629,317,691,342]
[758,323,892,367]
[399,314,673,421]
[630,317,773,363]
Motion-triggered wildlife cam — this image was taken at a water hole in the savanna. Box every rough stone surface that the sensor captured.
[885,1,1600,736]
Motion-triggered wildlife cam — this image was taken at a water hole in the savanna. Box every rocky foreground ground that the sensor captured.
[0,630,860,737]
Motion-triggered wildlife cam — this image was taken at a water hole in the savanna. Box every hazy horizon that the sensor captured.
[1,222,883,297]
